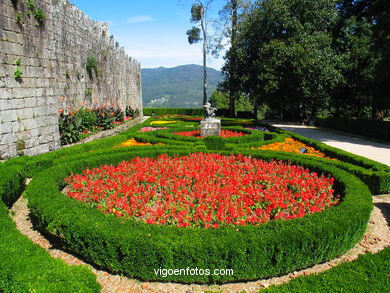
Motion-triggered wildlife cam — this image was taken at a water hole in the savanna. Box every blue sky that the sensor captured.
[70,0,227,70]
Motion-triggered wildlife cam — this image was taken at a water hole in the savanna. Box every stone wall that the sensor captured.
[0,0,142,159]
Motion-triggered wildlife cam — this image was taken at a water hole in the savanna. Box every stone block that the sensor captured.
[0,122,12,134]
[200,119,221,137]
[24,118,38,130]
[25,143,50,156]
[0,109,17,122]
[0,132,17,145]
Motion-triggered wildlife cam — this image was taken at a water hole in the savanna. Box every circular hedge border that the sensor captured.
[25,148,372,284]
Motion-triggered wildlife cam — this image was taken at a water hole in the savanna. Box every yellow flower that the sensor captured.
[115,138,164,147]
[150,120,179,125]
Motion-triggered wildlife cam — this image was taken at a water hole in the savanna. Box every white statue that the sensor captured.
[204,101,217,119]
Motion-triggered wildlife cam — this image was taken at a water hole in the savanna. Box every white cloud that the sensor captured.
[126,15,153,24]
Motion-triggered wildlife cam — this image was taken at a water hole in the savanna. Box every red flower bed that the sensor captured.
[65,153,340,229]
[173,129,246,138]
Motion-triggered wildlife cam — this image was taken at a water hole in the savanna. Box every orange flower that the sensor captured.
[70,110,74,115]
[115,138,164,147]
[67,106,71,109]
[58,108,63,113]
[110,112,114,116]
[102,113,106,117]
[253,138,336,160]
[60,96,65,101]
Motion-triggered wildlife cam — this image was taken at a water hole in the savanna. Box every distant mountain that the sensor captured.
[141,64,223,108]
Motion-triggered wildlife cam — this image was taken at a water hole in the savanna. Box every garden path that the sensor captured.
[270,123,390,166]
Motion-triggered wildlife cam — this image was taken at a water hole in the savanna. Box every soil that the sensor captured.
[10,191,390,293]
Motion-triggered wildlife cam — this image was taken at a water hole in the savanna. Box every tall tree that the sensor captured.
[187,0,214,106]
[218,0,252,117]
[223,0,343,120]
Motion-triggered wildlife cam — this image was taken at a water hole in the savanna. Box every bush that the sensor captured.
[74,108,97,131]
[0,165,100,292]
[58,112,81,145]
[144,108,203,116]
[125,106,140,118]
[25,149,372,284]
[204,135,226,150]
[264,247,390,292]
[315,117,390,142]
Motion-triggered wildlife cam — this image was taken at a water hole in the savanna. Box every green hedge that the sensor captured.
[150,126,266,146]
[267,126,390,194]
[143,108,204,116]
[25,148,372,284]
[315,117,390,142]
[0,165,100,292]
[265,247,390,292]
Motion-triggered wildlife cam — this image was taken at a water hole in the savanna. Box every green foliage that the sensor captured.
[264,248,390,292]
[93,107,115,130]
[15,58,21,66]
[13,67,22,81]
[143,108,204,116]
[25,149,372,283]
[58,113,81,145]
[85,87,93,97]
[204,135,225,150]
[15,12,23,25]
[315,117,390,142]
[74,108,97,131]
[210,90,253,113]
[222,0,389,120]
[33,8,45,26]
[125,106,140,117]
[86,54,99,79]
[191,3,203,22]
[26,0,35,11]
[187,27,202,44]
[0,165,100,292]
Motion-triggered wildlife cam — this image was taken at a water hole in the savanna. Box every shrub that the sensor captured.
[315,117,390,142]
[264,247,390,292]
[25,149,372,284]
[74,108,97,131]
[204,135,225,150]
[58,112,81,145]
[125,106,140,118]
[0,165,100,292]
[144,108,203,116]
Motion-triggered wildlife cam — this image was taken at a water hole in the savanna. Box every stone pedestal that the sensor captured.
[200,118,221,137]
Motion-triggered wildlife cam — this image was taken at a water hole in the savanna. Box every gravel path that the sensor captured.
[10,194,390,293]
[270,123,390,166]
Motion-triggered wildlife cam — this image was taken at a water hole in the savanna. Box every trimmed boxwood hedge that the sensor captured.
[265,247,390,292]
[315,117,390,142]
[25,148,372,284]
[0,164,100,292]
[143,108,204,116]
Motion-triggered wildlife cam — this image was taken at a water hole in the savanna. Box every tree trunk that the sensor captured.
[228,0,238,117]
[201,7,208,106]
[253,100,258,119]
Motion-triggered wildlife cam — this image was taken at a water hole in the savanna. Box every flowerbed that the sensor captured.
[139,127,168,132]
[173,129,246,138]
[65,153,339,228]
[115,138,163,147]
[150,120,180,125]
[254,138,336,160]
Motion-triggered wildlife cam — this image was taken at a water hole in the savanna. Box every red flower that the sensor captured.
[65,153,340,229]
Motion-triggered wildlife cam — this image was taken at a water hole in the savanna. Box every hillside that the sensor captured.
[141,64,223,108]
